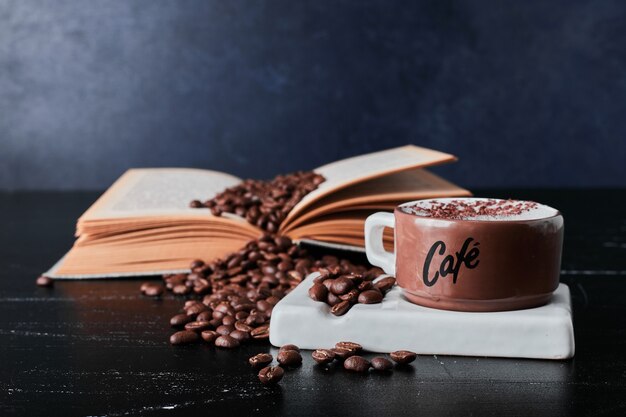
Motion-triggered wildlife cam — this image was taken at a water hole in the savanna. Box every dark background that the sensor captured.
[1,0,625,191]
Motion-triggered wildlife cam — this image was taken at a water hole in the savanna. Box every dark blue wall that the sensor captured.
[1,0,625,190]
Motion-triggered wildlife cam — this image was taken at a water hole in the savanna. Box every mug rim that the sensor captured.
[394,197,562,225]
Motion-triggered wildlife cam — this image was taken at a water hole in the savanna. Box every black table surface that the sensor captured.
[1,189,625,417]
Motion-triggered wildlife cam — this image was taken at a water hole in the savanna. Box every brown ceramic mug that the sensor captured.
[364,198,564,312]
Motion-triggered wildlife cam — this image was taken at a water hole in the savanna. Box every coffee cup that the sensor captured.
[364,198,564,312]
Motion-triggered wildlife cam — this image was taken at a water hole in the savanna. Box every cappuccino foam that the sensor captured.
[399,198,558,221]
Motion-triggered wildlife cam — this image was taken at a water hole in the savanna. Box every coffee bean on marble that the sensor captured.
[358,289,383,304]
[215,335,240,348]
[201,330,218,343]
[277,349,302,367]
[251,325,270,339]
[330,277,354,295]
[170,330,199,345]
[279,344,300,352]
[370,357,393,371]
[390,350,417,365]
[312,349,336,364]
[335,341,362,352]
[308,283,328,302]
[374,277,396,293]
[249,353,273,369]
[170,313,193,328]
[330,300,351,316]
[344,356,371,373]
[258,366,285,385]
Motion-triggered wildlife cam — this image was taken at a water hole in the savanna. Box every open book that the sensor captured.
[47,145,470,278]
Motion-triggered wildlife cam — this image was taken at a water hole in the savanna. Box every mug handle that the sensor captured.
[364,212,396,276]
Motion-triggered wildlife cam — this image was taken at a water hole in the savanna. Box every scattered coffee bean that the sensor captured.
[249,353,273,369]
[258,365,285,385]
[358,289,383,304]
[35,275,54,287]
[201,330,218,343]
[251,325,270,339]
[335,341,362,352]
[374,276,396,293]
[308,283,328,301]
[184,321,212,333]
[344,356,371,372]
[170,330,199,345]
[215,335,240,349]
[370,357,393,371]
[332,347,357,361]
[216,324,234,335]
[170,313,193,328]
[390,350,417,365]
[277,349,302,367]
[279,344,300,352]
[330,300,351,316]
[229,329,250,342]
[330,277,354,295]
[312,349,335,364]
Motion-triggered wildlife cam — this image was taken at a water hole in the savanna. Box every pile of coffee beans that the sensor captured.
[308,269,395,316]
[144,235,387,348]
[190,171,325,233]
[249,342,417,385]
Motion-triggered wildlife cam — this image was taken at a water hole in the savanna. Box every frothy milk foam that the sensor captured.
[399,198,558,221]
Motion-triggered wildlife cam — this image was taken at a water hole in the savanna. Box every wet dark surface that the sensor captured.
[0,190,625,416]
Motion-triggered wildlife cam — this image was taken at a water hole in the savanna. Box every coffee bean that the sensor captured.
[258,366,285,385]
[170,313,193,328]
[370,357,393,371]
[344,356,371,372]
[327,292,341,306]
[249,353,273,369]
[200,330,217,343]
[312,349,335,364]
[184,321,212,332]
[229,330,250,342]
[173,284,191,295]
[339,289,359,304]
[330,300,351,316]
[215,335,240,348]
[185,303,207,315]
[277,349,302,367]
[335,341,362,352]
[251,325,270,339]
[308,283,328,302]
[234,322,253,332]
[222,315,236,326]
[170,330,199,345]
[374,276,396,293]
[196,310,212,322]
[216,324,234,335]
[190,259,204,269]
[279,344,300,352]
[390,350,417,365]
[358,289,383,304]
[332,347,357,361]
[330,277,354,295]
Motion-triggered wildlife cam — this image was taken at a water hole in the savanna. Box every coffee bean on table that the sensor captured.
[390,350,417,365]
[330,300,351,316]
[258,366,285,385]
[215,335,240,348]
[312,349,335,364]
[335,341,362,352]
[184,321,212,332]
[370,357,393,371]
[201,330,218,343]
[216,324,234,335]
[229,330,250,342]
[251,325,270,339]
[358,289,383,304]
[332,347,357,361]
[277,349,302,367]
[279,344,300,352]
[170,330,199,345]
[249,353,273,369]
[170,313,193,328]
[344,356,371,372]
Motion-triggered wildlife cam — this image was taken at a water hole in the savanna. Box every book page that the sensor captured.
[80,168,242,220]
[283,145,457,227]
